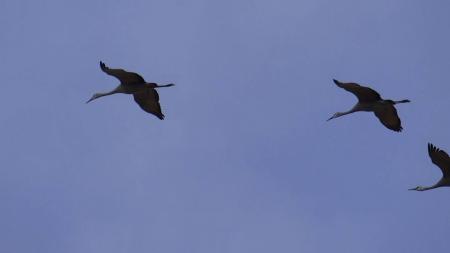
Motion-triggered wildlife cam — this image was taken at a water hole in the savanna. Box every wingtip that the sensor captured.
[387,126,403,132]
[428,143,439,153]
[388,123,403,132]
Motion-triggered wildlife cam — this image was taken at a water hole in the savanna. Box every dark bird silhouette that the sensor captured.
[87,61,174,120]
[409,143,450,191]
[328,79,410,132]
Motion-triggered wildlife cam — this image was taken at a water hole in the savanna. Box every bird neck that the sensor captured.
[97,89,119,97]
[418,185,438,191]
[343,106,361,115]
[417,180,446,191]
[89,89,120,103]
[327,108,358,121]
[337,111,352,117]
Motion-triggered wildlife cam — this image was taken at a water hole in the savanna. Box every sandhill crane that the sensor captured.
[87,61,174,120]
[327,79,410,132]
[409,143,450,191]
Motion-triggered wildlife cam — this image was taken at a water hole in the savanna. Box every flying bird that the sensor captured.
[87,61,174,120]
[327,79,410,132]
[409,143,450,191]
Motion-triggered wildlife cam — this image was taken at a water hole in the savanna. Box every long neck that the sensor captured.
[338,107,360,117]
[328,108,358,121]
[418,178,446,191]
[97,90,118,98]
[418,185,440,191]
[87,89,119,103]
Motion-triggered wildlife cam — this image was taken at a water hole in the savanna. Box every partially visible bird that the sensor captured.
[328,79,410,132]
[409,143,450,191]
[87,61,174,120]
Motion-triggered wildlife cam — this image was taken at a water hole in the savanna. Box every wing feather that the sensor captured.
[333,79,382,103]
[100,61,146,85]
[428,143,450,177]
[133,87,165,120]
[373,105,403,132]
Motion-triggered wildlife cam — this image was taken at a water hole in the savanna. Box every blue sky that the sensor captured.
[1,0,450,252]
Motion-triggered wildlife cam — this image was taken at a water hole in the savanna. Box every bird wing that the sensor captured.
[333,79,382,103]
[373,105,403,132]
[100,61,146,85]
[133,87,165,120]
[428,143,450,177]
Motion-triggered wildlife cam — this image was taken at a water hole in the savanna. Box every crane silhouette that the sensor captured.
[409,143,450,191]
[87,61,174,120]
[327,79,410,132]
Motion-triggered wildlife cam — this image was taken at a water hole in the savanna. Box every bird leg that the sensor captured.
[155,83,175,88]
[394,99,410,104]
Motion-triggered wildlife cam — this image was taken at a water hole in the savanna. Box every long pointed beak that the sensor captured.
[86,98,95,104]
[408,188,416,191]
[327,116,334,121]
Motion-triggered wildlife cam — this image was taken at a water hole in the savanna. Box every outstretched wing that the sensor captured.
[100,61,146,85]
[333,79,382,103]
[373,105,403,132]
[133,87,165,120]
[428,143,450,177]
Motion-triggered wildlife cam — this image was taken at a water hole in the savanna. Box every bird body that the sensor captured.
[409,143,450,191]
[87,61,174,120]
[328,79,410,132]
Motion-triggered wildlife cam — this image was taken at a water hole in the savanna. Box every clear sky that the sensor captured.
[1,0,450,252]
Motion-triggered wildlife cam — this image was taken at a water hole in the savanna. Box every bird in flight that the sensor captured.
[328,79,410,132]
[409,143,450,191]
[87,61,174,120]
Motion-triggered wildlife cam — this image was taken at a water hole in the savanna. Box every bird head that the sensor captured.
[327,112,342,121]
[408,186,425,191]
[86,93,102,103]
